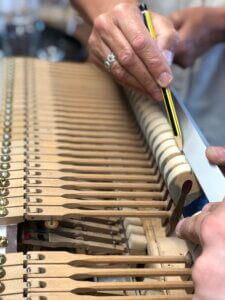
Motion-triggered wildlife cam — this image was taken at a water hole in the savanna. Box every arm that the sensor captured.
[71,0,178,100]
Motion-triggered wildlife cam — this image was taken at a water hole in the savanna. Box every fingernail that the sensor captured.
[157,72,173,87]
[175,219,185,238]
[163,50,174,66]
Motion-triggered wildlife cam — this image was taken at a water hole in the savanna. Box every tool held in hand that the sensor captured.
[139,3,183,150]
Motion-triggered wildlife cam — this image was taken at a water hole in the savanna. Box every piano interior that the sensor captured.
[0,57,202,299]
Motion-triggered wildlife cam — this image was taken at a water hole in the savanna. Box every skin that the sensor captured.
[176,146,225,300]
[72,0,178,100]
[170,7,225,68]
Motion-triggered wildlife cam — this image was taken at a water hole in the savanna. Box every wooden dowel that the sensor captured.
[27,188,163,199]
[27,179,161,191]
[26,252,191,265]
[26,207,171,219]
[27,278,194,292]
[27,198,167,209]
[27,163,157,175]
[26,265,191,279]
[27,170,157,182]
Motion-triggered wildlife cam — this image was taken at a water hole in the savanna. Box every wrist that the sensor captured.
[73,0,138,24]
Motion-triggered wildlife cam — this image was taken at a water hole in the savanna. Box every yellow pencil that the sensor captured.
[140,3,183,150]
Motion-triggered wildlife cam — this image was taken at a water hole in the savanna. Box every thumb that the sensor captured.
[169,10,185,30]
[206,146,225,166]
[176,212,209,245]
[151,12,179,65]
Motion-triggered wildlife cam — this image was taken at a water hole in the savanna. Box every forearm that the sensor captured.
[71,0,138,24]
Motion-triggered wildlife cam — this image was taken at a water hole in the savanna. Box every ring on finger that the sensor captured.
[104,53,117,70]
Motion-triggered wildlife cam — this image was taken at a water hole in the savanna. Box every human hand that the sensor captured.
[206,146,225,173]
[175,145,225,299]
[170,7,224,68]
[88,2,178,100]
[176,200,225,299]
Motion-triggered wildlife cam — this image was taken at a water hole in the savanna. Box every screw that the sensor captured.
[4,127,11,134]
[4,115,11,121]
[0,267,5,278]
[1,163,10,170]
[0,180,9,188]
[5,103,11,109]
[2,141,11,147]
[3,134,10,140]
[1,155,10,162]
[2,148,10,155]
[0,237,8,248]
[0,189,8,197]
[4,121,11,127]
[5,109,11,115]
[0,255,6,265]
[0,282,5,293]
[0,198,8,206]
[0,171,9,179]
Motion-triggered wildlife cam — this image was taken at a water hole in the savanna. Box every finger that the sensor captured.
[202,202,221,213]
[176,212,209,245]
[206,147,225,166]
[151,12,178,65]
[169,10,185,30]
[99,23,162,100]
[114,5,173,88]
[88,35,147,94]
[91,53,146,94]
[173,23,195,68]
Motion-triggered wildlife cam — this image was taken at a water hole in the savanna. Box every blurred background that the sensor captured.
[0,0,88,62]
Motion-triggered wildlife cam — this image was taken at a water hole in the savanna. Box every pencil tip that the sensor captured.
[175,136,183,151]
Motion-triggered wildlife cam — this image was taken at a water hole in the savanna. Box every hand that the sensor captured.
[170,7,224,68]
[175,145,225,299]
[206,146,225,173]
[88,2,178,100]
[176,200,225,299]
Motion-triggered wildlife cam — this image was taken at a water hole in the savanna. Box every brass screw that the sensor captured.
[0,180,9,188]
[1,163,10,170]
[0,198,8,206]
[0,171,9,179]
[0,207,8,217]
[1,148,10,155]
[4,121,11,127]
[4,115,11,122]
[0,255,6,265]
[4,127,11,133]
[3,133,11,140]
[45,220,59,229]
[5,109,11,116]
[0,282,5,293]
[0,267,5,278]
[1,155,10,162]
[2,141,11,147]
[5,103,11,109]
[0,237,8,248]
[0,189,8,197]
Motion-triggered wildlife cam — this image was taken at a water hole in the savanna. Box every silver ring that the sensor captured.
[104,53,116,70]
